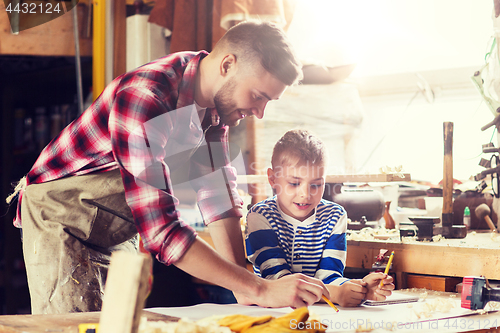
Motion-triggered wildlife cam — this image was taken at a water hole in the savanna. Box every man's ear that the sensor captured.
[267,168,275,188]
[220,54,236,77]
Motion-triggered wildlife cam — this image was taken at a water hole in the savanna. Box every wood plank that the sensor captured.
[113,0,126,79]
[0,2,92,56]
[406,274,462,292]
[99,252,152,333]
[0,310,177,333]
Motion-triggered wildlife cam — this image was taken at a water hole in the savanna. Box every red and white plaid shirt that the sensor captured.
[16,51,243,265]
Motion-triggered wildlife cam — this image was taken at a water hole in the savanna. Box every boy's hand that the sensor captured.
[327,279,367,307]
[363,272,395,301]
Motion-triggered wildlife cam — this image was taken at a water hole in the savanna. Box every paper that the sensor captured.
[146,292,500,333]
[362,292,420,306]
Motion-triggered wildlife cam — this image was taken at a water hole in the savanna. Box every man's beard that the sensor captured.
[213,77,239,127]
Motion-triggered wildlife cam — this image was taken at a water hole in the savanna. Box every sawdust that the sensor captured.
[482,301,500,312]
[347,227,400,241]
[411,297,457,319]
[379,165,405,178]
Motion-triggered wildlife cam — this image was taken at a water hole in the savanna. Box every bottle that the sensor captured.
[383,201,396,229]
[463,206,471,231]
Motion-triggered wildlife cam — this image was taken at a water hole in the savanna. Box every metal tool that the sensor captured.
[408,216,441,241]
[329,188,384,230]
[371,249,391,272]
[72,0,84,115]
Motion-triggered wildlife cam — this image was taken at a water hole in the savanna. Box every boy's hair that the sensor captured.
[213,20,302,86]
[271,129,326,168]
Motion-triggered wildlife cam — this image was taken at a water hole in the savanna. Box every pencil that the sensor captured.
[322,295,339,312]
[380,251,395,288]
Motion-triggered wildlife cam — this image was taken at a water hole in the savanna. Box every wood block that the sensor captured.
[406,274,462,292]
[99,251,152,333]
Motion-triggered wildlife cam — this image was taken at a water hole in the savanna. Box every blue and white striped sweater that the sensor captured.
[245,196,348,285]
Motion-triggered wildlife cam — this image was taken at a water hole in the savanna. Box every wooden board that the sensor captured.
[406,274,462,292]
[0,1,92,56]
[0,310,177,333]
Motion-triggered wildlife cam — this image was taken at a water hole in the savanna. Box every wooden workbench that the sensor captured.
[199,230,500,289]
[0,310,177,332]
[346,231,500,287]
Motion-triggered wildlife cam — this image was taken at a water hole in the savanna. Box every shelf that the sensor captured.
[237,173,411,184]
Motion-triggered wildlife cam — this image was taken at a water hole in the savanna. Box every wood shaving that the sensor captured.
[432,234,444,242]
[411,295,458,319]
[379,165,405,178]
[401,236,418,244]
[347,227,399,241]
[484,301,500,311]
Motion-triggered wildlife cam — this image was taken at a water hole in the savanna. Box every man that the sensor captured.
[10,21,329,314]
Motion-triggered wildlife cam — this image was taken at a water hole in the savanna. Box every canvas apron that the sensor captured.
[20,169,139,314]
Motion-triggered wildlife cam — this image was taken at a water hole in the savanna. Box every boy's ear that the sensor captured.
[267,168,275,188]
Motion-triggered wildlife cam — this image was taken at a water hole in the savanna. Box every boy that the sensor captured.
[245,129,394,307]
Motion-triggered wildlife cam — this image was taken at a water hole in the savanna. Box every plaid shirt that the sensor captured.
[16,51,243,265]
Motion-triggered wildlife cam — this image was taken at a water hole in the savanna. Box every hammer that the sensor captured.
[461,276,500,310]
[475,204,497,233]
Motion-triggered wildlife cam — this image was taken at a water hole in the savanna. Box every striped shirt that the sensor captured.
[16,51,243,265]
[245,196,349,285]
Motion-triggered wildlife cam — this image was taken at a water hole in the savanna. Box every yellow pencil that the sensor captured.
[380,251,395,288]
[322,295,339,312]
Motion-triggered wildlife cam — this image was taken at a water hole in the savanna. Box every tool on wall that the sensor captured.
[72,0,84,115]
[442,122,467,238]
[475,204,498,233]
[461,276,500,310]
[474,143,500,198]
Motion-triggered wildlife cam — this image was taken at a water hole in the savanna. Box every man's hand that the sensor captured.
[326,279,367,307]
[363,272,395,301]
[175,237,329,309]
[235,273,329,309]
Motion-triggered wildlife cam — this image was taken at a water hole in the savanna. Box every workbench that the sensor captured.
[0,290,499,333]
[346,231,500,289]
[0,310,176,332]
[146,292,500,333]
[198,229,500,292]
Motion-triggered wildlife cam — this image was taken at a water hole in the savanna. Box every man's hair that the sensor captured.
[215,20,302,85]
[271,129,326,168]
